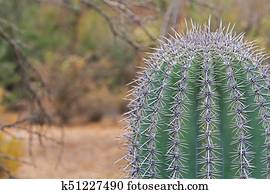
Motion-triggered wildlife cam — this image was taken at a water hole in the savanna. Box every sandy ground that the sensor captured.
[15,121,127,178]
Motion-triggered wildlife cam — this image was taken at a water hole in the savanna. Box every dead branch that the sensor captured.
[0,153,34,166]
[0,27,51,124]
[36,0,147,50]
[103,0,156,41]
[0,118,64,177]
[0,119,63,145]
[161,0,185,37]
[81,0,141,50]
[0,165,14,178]
[0,26,64,178]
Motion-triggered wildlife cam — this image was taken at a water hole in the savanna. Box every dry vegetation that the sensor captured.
[0,0,270,178]
[15,119,126,178]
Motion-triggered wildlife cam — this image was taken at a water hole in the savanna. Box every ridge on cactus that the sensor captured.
[124,20,270,179]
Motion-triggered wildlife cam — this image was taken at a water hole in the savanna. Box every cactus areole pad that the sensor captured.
[125,22,270,179]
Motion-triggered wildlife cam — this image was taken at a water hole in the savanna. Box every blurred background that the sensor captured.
[0,0,269,178]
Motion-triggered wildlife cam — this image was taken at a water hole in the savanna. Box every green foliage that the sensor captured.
[0,2,137,116]
[1,0,270,124]
[0,46,20,87]
[0,42,24,106]
[77,10,114,53]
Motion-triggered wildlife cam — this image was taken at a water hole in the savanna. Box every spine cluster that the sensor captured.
[125,21,270,179]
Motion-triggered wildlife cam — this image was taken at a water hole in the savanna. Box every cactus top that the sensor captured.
[125,21,270,179]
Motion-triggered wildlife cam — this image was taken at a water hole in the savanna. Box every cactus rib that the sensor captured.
[125,21,270,179]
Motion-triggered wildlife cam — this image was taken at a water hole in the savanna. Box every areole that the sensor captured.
[125,20,270,179]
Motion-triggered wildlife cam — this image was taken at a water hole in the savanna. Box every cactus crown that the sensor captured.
[125,20,270,179]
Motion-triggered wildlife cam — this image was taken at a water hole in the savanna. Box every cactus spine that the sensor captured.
[125,21,270,179]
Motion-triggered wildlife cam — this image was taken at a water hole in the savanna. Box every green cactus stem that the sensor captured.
[125,21,270,179]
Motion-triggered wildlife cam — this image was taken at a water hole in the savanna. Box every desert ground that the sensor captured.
[15,120,127,178]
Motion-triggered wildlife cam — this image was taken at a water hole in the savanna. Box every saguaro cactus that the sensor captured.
[125,21,270,179]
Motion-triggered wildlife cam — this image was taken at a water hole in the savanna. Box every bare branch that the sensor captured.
[161,0,185,37]
[0,165,14,178]
[0,153,34,166]
[80,0,141,50]
[0,27,51,124]
[0,119,63,145]
[103,0,156,41]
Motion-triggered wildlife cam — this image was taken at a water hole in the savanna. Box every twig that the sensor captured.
[0,27,51,124]
[103,0,156,41]
[0,165,15,178]
[0,120,63,145]
[0,153,34,166]
[80,0,140,50]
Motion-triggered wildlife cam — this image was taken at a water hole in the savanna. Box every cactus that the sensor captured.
[125,21,270,179]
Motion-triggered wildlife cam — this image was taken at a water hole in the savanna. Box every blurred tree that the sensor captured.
[0,0,270,123]
[161,0,186,37]
[0,0,269,177]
